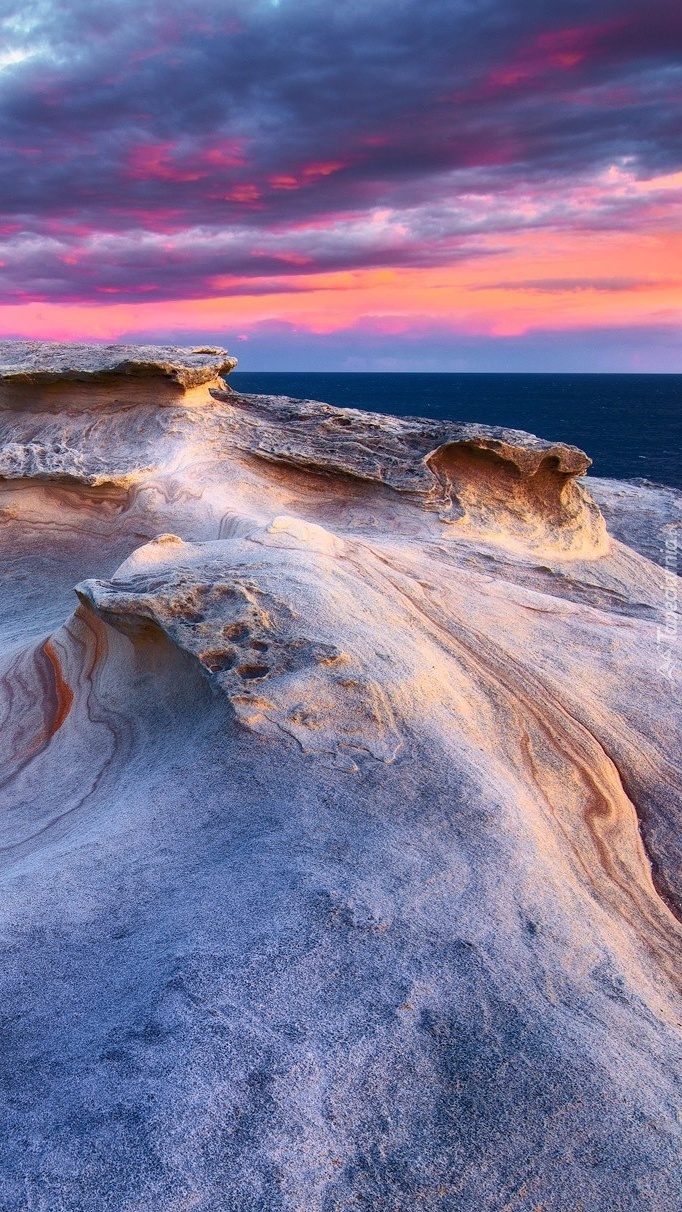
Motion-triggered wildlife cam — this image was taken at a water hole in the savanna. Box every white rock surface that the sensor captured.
[0,345,680,1211]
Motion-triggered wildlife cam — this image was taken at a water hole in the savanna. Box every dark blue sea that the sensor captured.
[230,373,682,490]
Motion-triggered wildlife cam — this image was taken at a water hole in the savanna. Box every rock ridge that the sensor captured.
[211,388,607,556]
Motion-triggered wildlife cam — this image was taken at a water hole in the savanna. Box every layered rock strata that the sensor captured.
[0,341,236,410]
[0,344,680,1211]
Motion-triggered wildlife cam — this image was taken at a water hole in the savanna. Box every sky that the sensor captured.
[0,0,681,370]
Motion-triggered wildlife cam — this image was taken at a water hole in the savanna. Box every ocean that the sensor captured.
[230,373,682,491]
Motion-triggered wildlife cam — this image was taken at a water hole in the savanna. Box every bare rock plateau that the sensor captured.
[0,343,680,1211]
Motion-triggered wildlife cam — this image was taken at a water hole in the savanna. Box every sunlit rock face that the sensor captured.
[0,343,680,1211]
[0,341,237,411]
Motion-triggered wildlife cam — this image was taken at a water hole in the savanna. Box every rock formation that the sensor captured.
[0,340,236,411]
[0,343,680,1211]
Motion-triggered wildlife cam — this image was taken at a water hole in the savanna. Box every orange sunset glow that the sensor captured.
[0,2,680,367]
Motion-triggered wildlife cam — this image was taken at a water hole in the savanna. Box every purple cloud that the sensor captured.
[0,0,680,304]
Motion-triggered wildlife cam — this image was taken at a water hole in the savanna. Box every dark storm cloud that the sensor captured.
[0,0,681,302]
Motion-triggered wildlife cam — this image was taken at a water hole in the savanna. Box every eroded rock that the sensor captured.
[209,388,608,556]
[0,340,237,410]
[0,343,680,1211]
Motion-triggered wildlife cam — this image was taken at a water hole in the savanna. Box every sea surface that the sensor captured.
[230,373,682,490]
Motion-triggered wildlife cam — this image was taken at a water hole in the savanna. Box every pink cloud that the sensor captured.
[483,19,629,95]
[125,140,246,183]
[268,161,349,192]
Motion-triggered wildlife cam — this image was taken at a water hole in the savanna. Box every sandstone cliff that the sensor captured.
[0,344,680,1211]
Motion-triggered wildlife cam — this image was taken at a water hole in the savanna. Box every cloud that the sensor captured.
[124,317,682,375]
[472,277,674,293]
[0,0,680,328]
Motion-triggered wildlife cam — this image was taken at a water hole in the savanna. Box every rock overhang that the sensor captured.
[0,340,238,411]
[209,387,606,557]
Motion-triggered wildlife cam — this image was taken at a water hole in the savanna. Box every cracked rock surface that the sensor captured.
[0,343,680,1211]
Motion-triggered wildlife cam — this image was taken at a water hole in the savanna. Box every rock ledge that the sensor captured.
[0,341,237,410]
